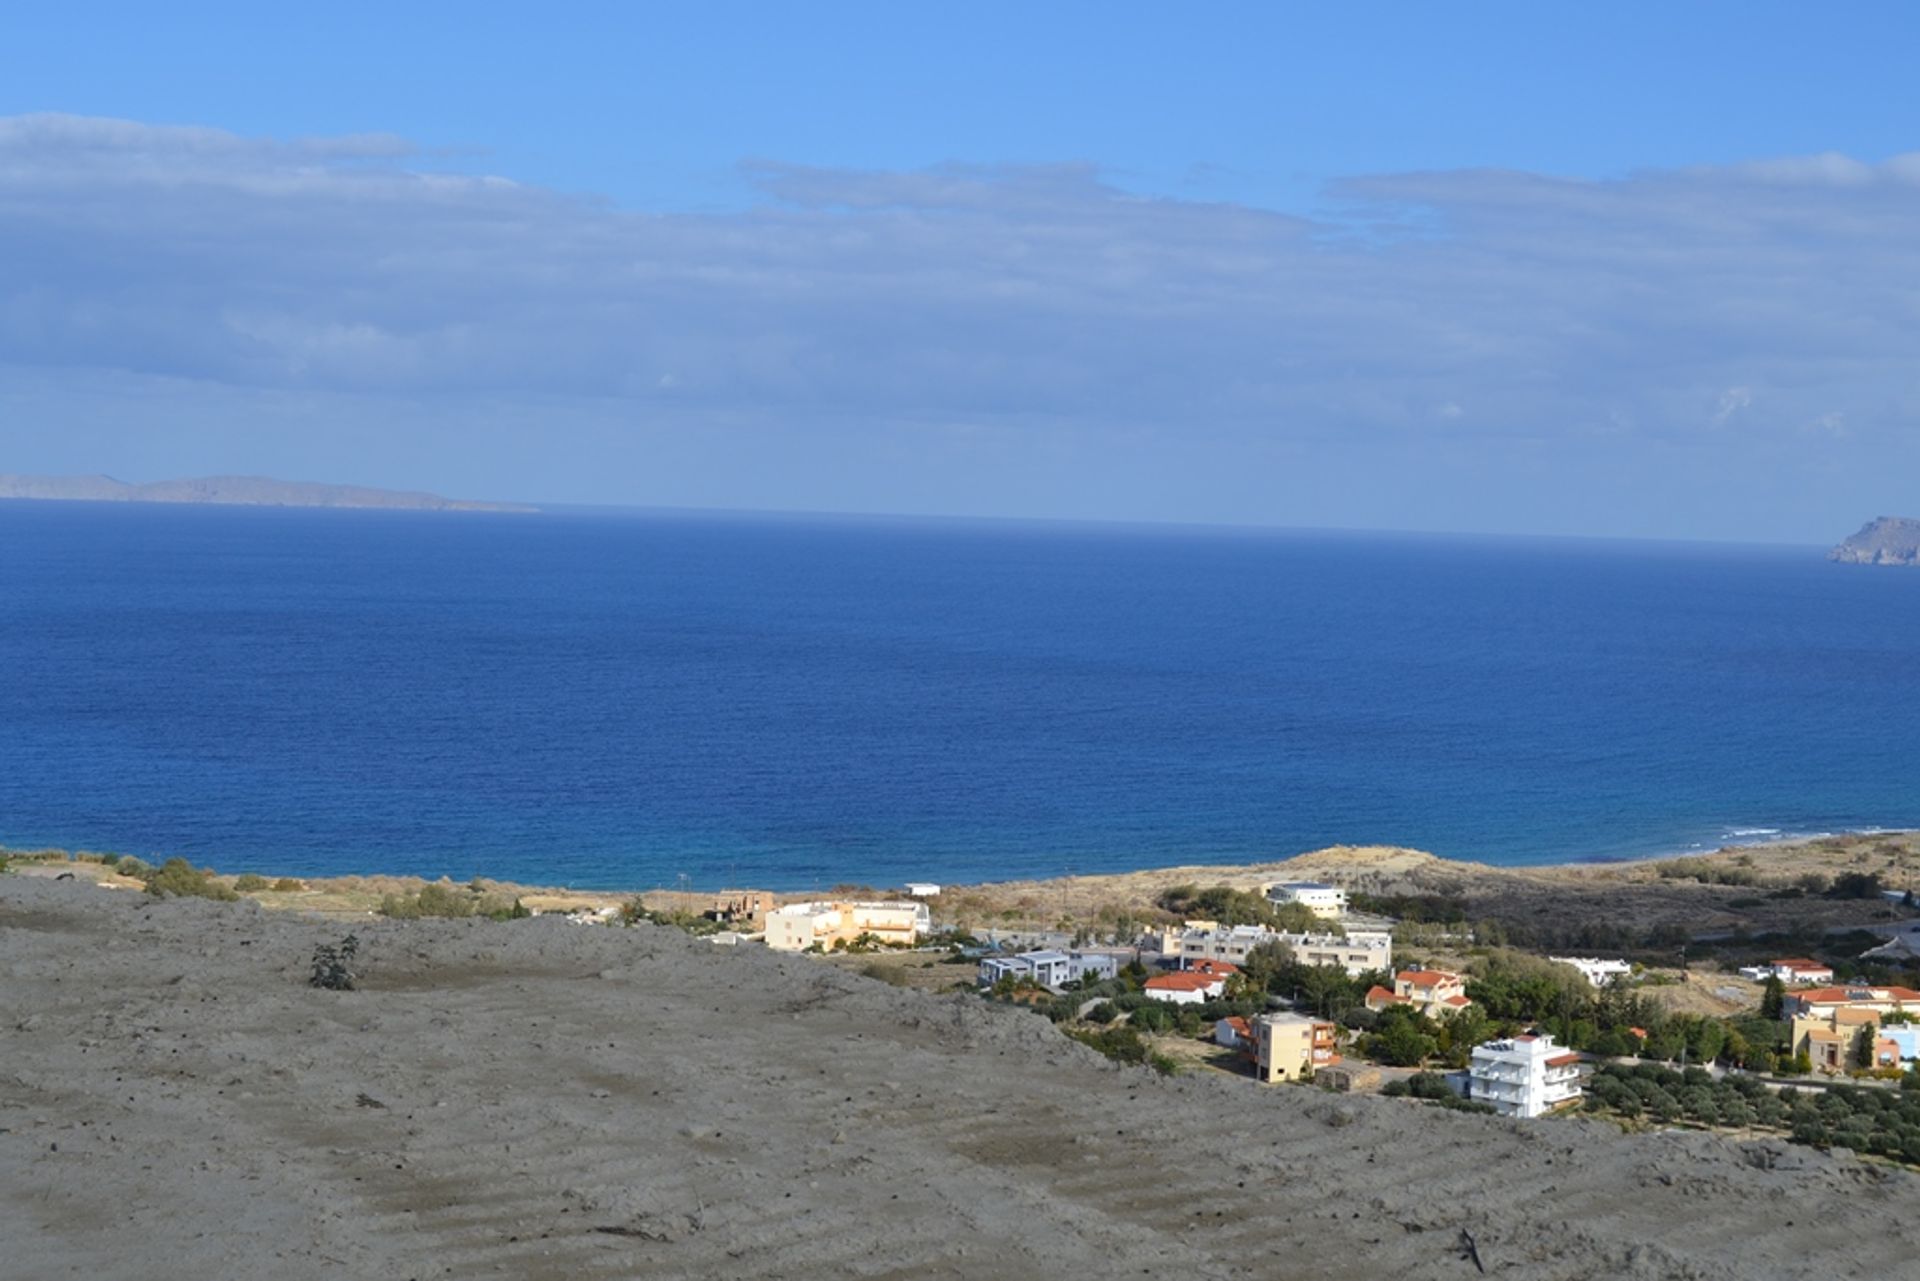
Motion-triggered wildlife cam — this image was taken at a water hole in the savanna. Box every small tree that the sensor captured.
[309,935,360,990]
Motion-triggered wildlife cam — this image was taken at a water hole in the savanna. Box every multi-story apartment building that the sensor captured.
[1253,1012,1340,1083]
[1468,1034,1584,1118]
[1153,921,1390,978]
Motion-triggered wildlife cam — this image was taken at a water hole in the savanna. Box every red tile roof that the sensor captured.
[1147,972,1222,992]
[1396,969,1459,986]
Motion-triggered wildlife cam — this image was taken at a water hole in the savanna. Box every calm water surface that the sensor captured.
[2,502,1915,889]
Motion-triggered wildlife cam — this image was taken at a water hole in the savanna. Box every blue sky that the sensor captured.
[3,3,1918,540]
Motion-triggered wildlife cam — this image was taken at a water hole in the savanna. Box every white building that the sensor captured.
[1736,957,1836,986]
[977,950,1119,991]
[1154,921,1389,978]
[1549,956,1633,988]
[1468,1034,1585,1118]
[1264,881,1348,919]
[764,900,932,951]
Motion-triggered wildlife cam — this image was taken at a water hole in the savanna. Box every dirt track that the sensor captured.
[3,876,1915,1280]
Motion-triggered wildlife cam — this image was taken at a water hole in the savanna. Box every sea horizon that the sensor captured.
[3,500,1916,892]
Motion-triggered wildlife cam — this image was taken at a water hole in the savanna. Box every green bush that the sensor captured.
[380,882,481,919]
[233,873,270,892]
[1066,1025,1177,1075]
[141,858,239,901]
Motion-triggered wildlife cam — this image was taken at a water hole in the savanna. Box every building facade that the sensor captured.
[977,950,1119,991]
[1263,881,1349,919]
[1254,1012,1340,1083]
[764,900,932,951]
[1153,921,1390,978]
[1367,968,1472,1018]
[1468,1034,1584,1118]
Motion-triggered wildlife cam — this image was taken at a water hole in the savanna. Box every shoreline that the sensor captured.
[10,828,1918,933]
[8,819,1916,889]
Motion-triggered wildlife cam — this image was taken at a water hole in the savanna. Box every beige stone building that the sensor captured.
[763,900,931,952]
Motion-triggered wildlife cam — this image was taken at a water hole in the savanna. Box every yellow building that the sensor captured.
[1253,1012,1340,1083]
[763,900,932,952]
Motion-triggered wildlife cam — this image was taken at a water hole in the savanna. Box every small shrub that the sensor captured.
[233,873,270,892]
[380,882,481,919]
[310,935,360,990]
[142,858,239,902]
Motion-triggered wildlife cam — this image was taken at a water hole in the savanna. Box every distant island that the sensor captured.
[0,473,535,513]
[1829,516,1920,565]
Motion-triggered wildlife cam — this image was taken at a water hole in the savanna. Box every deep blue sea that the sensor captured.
[2,501,1916,890]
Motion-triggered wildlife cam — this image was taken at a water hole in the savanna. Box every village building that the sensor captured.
[1366,968,1472,1018]
[1214,1015,1253,1049]
[1739,957,1837,985]
[1144,971,1227,1005]
[1253,1011,1340,1083]
[1549,956,1633,987]
[708,890,774,929]
[1263,880,1348,919]
[977,949,1119,991]
[1153,921,1390,978]
[1314,1061,1382,1093]
[1468,1033,1584,1118]
[763,900,932,952]
[1180,958,1241,981]
[1781,984,1920,1021]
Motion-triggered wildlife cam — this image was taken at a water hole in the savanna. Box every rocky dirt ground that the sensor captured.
[5,875,1918,1281]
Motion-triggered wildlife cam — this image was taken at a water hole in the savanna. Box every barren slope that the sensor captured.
[2,878,1913,1280]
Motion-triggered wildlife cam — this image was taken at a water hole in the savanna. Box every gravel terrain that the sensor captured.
[3,876,1915,1280]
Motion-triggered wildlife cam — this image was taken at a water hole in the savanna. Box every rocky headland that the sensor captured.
[1829,516,1920,565]
[0,473,534,513]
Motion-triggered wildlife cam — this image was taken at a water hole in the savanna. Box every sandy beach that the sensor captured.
[5,870,1918,1280]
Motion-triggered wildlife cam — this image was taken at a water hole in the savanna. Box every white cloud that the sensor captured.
[1,114,1917,536]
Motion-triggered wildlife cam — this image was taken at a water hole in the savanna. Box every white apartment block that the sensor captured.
[977,950,1119,990]
[1263,880,1349,919]
[1154,921,1389,978]
[1468,1034,1584,1118]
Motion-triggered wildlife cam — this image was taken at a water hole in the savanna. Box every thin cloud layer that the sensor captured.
[0,113,1914,536]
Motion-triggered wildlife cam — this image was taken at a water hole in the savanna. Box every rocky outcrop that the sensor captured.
[1829,516,1920,565]
[0,472,534,512]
